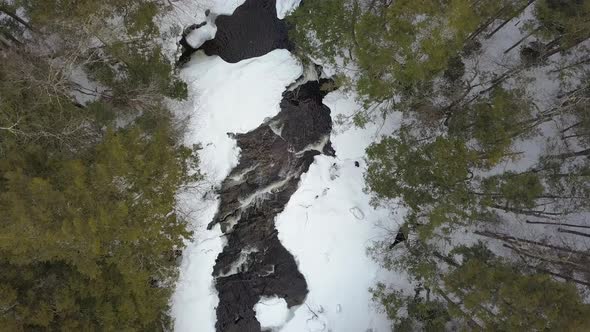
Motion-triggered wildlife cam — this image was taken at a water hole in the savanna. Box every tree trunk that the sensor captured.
[554,148,590,160]
[485,0,537,40]
[526,220,590,229]
[491,204,568,217]
[435,287,485,330]
[531,266,590,287]
[0,6,34,31]
[558,228,590,238]
[474,230,590,257]
[503,27,541,54]
[503,244,590,273]
[551,56,590,73]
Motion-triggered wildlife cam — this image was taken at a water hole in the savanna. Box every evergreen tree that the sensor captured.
[0,0,198,329]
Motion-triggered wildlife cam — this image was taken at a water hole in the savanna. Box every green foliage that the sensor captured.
[366,132,476,209]
[374,243,590,331]
[287,0,357,65]
[371,284,451,332]
[0,1,196,330]
[481,172,545,209]
[445,245,590,331]
[20,0,164,38]
[449,87,535,166]
[292,0,590,330]
[289,0,531,110]
[0,120,195,330]
[535,0,590,48]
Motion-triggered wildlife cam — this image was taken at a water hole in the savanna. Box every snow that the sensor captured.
[276,0,302,19]
[179,49,301,184]
[171,49,302,332]
[254,297,293,330]
[276,91,404,332]
[185,20,216,49]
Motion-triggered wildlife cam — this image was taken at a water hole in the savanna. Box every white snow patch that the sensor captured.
[171,200,225,332]
[254,297,293,330]
[185,21,216,49]
[276,91,405,332]
[276,0,302,19]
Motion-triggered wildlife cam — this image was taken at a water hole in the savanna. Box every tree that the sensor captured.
[291,0,590,329]
[0,1,198,329]
[445,244,590,331]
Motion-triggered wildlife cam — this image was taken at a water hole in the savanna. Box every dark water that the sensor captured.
[180,0,292,64]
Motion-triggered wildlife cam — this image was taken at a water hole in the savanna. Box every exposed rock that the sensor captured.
[179,1,337,330]
[210,79,335,332]
[390,229,407,249]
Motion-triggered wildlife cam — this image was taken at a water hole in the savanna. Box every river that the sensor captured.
[171,1,401,331]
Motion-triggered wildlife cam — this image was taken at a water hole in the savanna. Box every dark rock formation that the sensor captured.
[210,80,335,332]
[389,229,407,249]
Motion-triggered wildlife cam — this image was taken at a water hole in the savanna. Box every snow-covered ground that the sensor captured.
[276,91,404,332]
[171,1,403,331]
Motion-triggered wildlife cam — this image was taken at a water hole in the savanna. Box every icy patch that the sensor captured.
[185,21,216,49]
[238,176,294,208]
[217,246,259,277]
[228,165,258,183]
[276,0,302,19]
[157,0,246,60]
[295,135,330,156]
[287,62,320,91]
[254,297,292,330]
[268,119,285,137]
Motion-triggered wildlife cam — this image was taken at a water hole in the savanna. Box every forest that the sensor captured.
[289,0,590,330]
[0,0,199,330]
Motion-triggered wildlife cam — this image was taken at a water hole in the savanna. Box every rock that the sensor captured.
[389,229,407,249]
[209,77,335,332]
